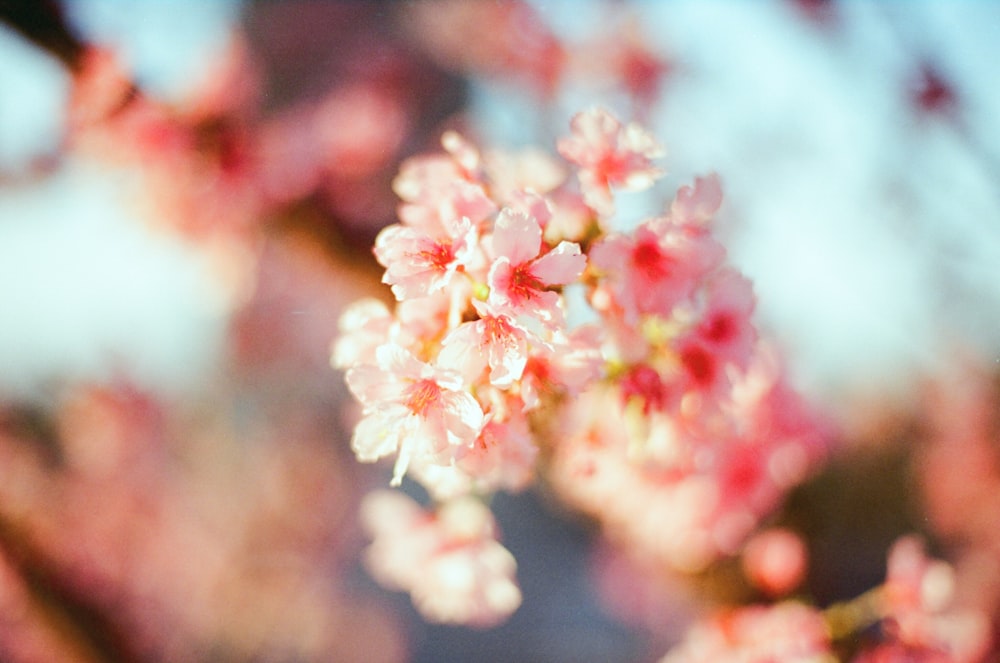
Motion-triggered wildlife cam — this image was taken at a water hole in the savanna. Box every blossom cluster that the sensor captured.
[662,535,991,662]
[333,107,829,626]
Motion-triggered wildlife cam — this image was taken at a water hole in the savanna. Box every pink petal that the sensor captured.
[530,241,585,285]
[346,364,405,406]
[438,323,489,383]
[441,390,486,445]
[671,173,723,225]
[376,343,425,380]
[492,208,542,265]
[707,268,755,317]
[443,181,496,225]
[486,257,517,301]
[352,408,406,462]
[488,337,527,388]
[588,234,629,273]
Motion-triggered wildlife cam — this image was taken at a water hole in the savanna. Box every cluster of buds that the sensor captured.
[333,107,829,625]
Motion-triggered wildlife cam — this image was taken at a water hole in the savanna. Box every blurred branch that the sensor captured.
[0,0,84,70]
[0,514,138,663]
[0,411,140,663]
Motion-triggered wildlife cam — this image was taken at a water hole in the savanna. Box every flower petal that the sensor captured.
[492,208,542,265]
[530,241,586,285]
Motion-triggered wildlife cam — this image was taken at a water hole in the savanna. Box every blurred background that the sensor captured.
[0,1,998,661]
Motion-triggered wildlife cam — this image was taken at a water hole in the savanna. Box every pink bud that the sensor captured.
[742,528,808,597]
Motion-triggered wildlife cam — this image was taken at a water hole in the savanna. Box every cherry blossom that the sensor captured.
[517,325,604,410]
[741,527,809,597]
[594,217,725,320]
[334,106,833,633]
[487,208,586,326]
[374,214,481,301]
[548,347,828,573]
[361,491,522,627]
[397,179,497,237]
[393,153,471,206]
[345,344,484,485]
[872,536,992,663]
[557,106,664,216]
[410,401,538,501]
[17,0,1000,655]
[403,0,567,98]
[674,268,757,397]
[330,297,395,369]
[669,173,724,228]
[438,298,548,388]
[483,147,567,202]
[458,406,538,492]
[659,602,835,663]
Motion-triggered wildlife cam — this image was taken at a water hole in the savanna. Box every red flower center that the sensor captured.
[632,239,673,280]
[508,264,545,302]
[418,241,455,270]
[702,313,735,344]
[680,344,716,387]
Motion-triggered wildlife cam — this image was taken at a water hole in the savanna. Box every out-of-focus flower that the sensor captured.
[548,357,828,574]
[741,527,808,598]
[557,107,664,217]
[361,491,522,627]
[0,380,405,663]
[871,536,992,663]
[589,188,725,325]
[660,601,835,663]
[402,0,566,98]
[674,268,757,398]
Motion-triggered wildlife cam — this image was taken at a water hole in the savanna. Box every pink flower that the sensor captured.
[669,173,723,228]
[396,289,455,343]
[374,214,481,301]
[331,298,395,369]
[361,491,522,627]
[590,208,725,325]
[487,208,586,326]
[346,344,484,485]
[392,133,479,206]
[873,536,992,663]
[660,602,834,663]
[458,407,538,493]
[674,269,757,396]
[441,130,483,178]
[557,107,664,215]
[548,349,829,572]
[483,146,566,202]
[438,298,548,388]
[692,269,756,364]
[397,180,497,236]
[619,363,676,415]
[410,398,539,500]
[741,528,808,597]
[504,189,553,229]
[883,536,953,616]
[543,188,595,244]
[467,387,536,477]
[518,325,604,410]
[391,132,484,228]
